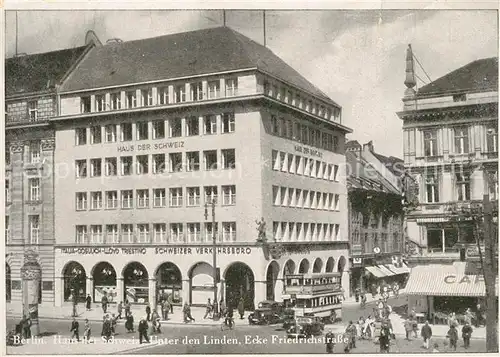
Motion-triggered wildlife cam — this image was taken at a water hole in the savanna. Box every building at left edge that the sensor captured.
[4,32,101,306]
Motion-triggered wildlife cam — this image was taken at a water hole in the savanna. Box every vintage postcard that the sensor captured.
[2,2,499,355]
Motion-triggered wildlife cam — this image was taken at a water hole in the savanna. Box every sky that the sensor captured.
[4,9,498,157]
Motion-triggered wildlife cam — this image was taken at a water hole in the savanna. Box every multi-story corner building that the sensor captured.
[346,140,408,294]
[51,27,352,309]
[397,48,498,266]
[5,34,99,305]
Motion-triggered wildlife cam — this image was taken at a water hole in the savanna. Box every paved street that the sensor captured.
[6,317,487,354]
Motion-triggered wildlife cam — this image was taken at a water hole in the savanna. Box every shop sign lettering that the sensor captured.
[60,246,253,255]
[294,145,323,158]
[117,141,185,153]
[444,275,484,284]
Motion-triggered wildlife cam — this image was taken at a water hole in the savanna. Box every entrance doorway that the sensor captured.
[92,262,117,303]
[265,261,280,301]
[156,262,182,305]
[188,262,213,306]
[225,262,255,310]
[123,262,149,304]
[63,261,86,303]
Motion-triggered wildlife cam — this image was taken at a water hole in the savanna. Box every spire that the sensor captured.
[404,44,416,97]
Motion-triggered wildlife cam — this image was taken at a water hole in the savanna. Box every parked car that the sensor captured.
[248,301,284,325]
[286,316,324,338]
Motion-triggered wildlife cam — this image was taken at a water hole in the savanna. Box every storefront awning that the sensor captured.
[386,263,410,275]
[405,265,499,297]
[377,265,396,276]
[365,266,387,278]
[416,217,449,223]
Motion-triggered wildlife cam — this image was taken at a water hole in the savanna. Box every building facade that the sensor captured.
[346,140,408,294]
[397,47,498,265]
[5,38,98,305]
[50,27,352,309]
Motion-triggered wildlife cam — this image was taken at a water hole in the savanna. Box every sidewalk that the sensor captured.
[6,302,250,327]
[342,289,408,305]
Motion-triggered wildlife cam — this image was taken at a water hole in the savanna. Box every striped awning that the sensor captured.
[416,217,449,223]
[386,263,410,275]
[377,265,396,276]
[365,266,387,278]
[405,264,499,297]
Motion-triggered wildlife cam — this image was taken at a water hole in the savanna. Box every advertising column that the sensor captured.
[21,249,42,336]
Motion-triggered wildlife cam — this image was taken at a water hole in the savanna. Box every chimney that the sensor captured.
[404,44,416,98]
[363,141,374,153]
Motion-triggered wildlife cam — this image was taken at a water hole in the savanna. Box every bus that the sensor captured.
[282,272,343,323]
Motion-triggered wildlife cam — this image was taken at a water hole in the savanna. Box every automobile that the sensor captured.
[286,316,324,337]
[248,301,284,325]
[281,309,296,330]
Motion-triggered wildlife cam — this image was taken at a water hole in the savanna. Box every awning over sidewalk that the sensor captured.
[377,265,396,276]
[405,264,499,297]
[386,263,411,275]
[365,266,387,278]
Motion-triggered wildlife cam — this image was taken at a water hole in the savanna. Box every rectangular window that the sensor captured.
[121,224,134,243]
[190,82,203,101]
[90,126,102,144]
[137,224,150,243]
[75,128,87,146]
[186,151,200,171]
[30,142,40,164]
[137,189,149,208]
[120,156,133,176]
[29,178,40,201]
[152,154,166,174]
[152,120,165,139]
[75,160,87,178]
[204,186,218,204]
[186,116,200,136]
[454,127,469,154]
[106,224,119,243]
[95,95,106,112]
[110,92,121,110]
[28,100,38,120]
[170,223,184,243]
[456,172,471,201]
[29,215,40,244]
[121,190,133,209]
[187,187,200,206]
[136,155,149,174]
[187,223,201,242]
[487,125,498,153]
[81,97,91,113]
[204,115,217,134]
[158,87,169,105]
[106,191,118,209]
[126,91,137,109]
[169,152,183,172]
[76,192,87,211]
[208,80,220,99]
[90,191,102,210]
[222,222,236,241]
[204,150,218,170]
[222,185,236,205]
[153,188,166,207]
[221,149,236,169]
[121,123,133,141]
[76,225,87,244]
[136,122,149,140]
[169,118,182,137]
[222,113,235,133]
[169,187,183,207]
[225,78,238,97]
[105,157,117,176]
[90,225,103,243]
[174,85,186,103]
[153,223,167,243]
[205,222,219,242]
[423,129,438,157]
[105,124,117,143]
[90,158,102,177]
[141,89,154,106]
[426,174,440,203]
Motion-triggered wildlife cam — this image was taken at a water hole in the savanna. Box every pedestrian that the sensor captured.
[409,308,416,320]
[70,317,80,342]
[117,301,123,319]
[354,288,360,303]
[183,302,195,323]
[379,321,391,353]
[412,318,418,338]
[220,298,226,317]
[125,299,131,318]
[376,284,381,296]
[72,290,78,317]
[167,294,174,314]
[345,321,357,349]
[432,343,440,353]
[237,297,245,319]
[421,320,432,349]
[85,294,92,311]
[204,298,213,319]
[125,313,134,333]
[464,308,472,325]
[404,319,413,340]
[162,299,169,320]
[101,315,112,342]
[138,318,150,344]
[151,310,161,334]
[447,324,458,351]
[111,314,117,335]
[21,315,32,339]
[361,293,367,308]
[462,322,473,349]
[145,305,151,322]
[83,319,92,342]
[101,294,108,314]
[325,329,335,354]
[448,312,457,327]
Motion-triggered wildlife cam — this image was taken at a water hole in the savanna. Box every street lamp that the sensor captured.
[204,199,218,317]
